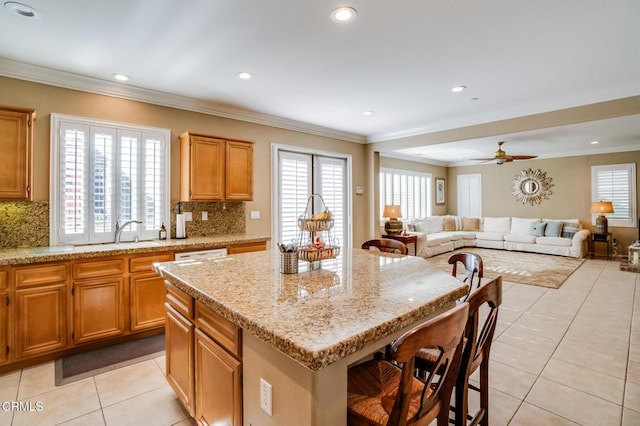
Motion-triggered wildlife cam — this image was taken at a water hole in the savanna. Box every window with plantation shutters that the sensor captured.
[50,114,170,245]
[591,163,637,228]
[379,168,431,220]
[274,147,351,250]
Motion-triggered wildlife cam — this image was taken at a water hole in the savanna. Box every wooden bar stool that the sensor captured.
[448,252,483,302]
[347,303,469,426]
[361,239,408,255]
[415,276,502,426]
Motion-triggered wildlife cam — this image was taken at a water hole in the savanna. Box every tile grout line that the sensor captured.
[506,260,604,425]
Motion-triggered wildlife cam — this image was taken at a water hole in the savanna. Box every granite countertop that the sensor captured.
[0,234,271,266]
[155,249,467,371]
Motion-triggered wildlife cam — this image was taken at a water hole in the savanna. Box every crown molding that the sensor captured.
[0,58,366,144]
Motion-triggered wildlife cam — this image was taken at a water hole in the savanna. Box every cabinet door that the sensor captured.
[166,304,195,416]
[0,291,7,364]
[195,329,242,426]
[130,272,166,331]
[225,140,253,201]
[187,135,225,201]
[0,106,34,200]
[14,283,68,359]
[73,277,126,344]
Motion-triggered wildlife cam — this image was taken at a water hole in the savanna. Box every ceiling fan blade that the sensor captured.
[506,155,538,160]
[470,157,498,161]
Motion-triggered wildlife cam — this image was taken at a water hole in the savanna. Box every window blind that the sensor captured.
[591,164,637,228]
[379,168,430,219]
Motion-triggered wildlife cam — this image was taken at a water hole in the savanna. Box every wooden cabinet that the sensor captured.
[0,267,9,364]
[129,252,172,332]
[165,282,243,425]
[180,132,253,202]
[227,240,267,255]
[13,263,69,359]
[0,105,34,200]
[72,258,126,344]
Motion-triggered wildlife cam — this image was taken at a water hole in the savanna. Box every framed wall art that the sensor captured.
[436,178,445,205]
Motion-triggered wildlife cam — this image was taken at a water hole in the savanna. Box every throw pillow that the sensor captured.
[462,217,480,231]
[544,221,563,237]
[530,222,546,237]
[561,221,580,238]
[443,217,456,232]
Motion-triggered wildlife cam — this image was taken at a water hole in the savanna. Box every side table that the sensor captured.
[383,234,418,256]
[591,232,612,260]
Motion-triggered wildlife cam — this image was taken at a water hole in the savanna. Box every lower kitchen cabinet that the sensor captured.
[166,304,195,416]
[129,252,172,332]
[165,281,243,425]
[13,262,69,360]
[195,329,242,426]
[0,267,9,364]
[73,277,126,344]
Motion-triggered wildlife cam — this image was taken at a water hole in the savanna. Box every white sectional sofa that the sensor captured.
[405,216,590,259]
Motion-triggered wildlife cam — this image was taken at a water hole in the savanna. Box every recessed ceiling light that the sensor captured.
[363,111,374,116]
[237,72,253,80]
[330,6,357,23]
[112,73,129,82]
[451,85,467,93]
[4,1,41,19]
[590,140,600,145]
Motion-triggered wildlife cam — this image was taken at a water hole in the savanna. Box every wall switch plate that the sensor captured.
[250,210,261,220]
[260,378,272,416]
[202,211,208,221]
[183,212,192,221]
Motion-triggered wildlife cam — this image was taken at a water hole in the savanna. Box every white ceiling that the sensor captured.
[1,0,639,164]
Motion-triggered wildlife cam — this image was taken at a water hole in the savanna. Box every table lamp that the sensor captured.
[383,205,403,235]
[591,201,614,234]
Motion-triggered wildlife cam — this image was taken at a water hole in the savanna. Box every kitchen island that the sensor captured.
[155,249,467,425]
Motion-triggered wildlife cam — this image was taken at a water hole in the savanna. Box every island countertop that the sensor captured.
[155,249,468,371]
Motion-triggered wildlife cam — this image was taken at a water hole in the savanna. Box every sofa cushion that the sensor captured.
[561,221,581,238]
[511,217,540,235]
[425,232,451,247]
[505,233,538,244]
[447,233,464,241]
[537,236,573,247]
[476,232,506,242]
[544,221,563,237]
[424,216,444,233]
[530,222,546,237]
[483,217,511,234]
[443,217,456,232]
[462,217,481,231]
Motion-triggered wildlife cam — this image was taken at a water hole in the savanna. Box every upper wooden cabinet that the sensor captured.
[0,105,34,200]
[179,132,253,202]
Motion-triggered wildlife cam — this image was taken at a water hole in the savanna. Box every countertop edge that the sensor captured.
[157,265,468,371]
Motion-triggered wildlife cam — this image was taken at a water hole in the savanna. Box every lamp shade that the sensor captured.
[591,201,614,214]
[382,205,402,219]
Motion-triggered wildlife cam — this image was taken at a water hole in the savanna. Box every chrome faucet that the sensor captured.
[114,218,143,243]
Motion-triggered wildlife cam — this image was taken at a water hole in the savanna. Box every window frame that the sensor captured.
[590,163,637,228]
[379,167,432,221]
[50,113,171,246]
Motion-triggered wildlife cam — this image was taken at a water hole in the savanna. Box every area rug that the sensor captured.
[55,334,165,386]
[428,248,585,289]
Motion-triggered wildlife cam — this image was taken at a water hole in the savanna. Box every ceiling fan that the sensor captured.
[472,141,537,165]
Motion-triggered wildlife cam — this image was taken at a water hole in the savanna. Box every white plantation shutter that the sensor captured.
[51,114,170,245]
[592,164,637,227]
[457,174,482,218]
[275,148,351,250]
[379,168,430,220]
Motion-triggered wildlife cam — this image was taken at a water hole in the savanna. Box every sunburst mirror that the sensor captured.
[512,168,554,205]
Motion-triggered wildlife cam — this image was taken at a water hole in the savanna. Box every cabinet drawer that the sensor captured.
[195,301,241,358]
[130,252,173,273]
[165,281,194,320]
[0,267,8,290]
[226,241,266,255]
[73,258,125,279]
[14,263,68,288]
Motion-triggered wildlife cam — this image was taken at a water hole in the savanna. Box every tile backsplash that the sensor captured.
[0,200,245,249]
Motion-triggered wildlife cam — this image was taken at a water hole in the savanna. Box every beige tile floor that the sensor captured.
[0,258,638,425]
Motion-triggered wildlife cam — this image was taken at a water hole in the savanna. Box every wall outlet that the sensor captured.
[202,211,208,221]
[260,378,272,416]
[250,210,261,220]
[183,211,192,221]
